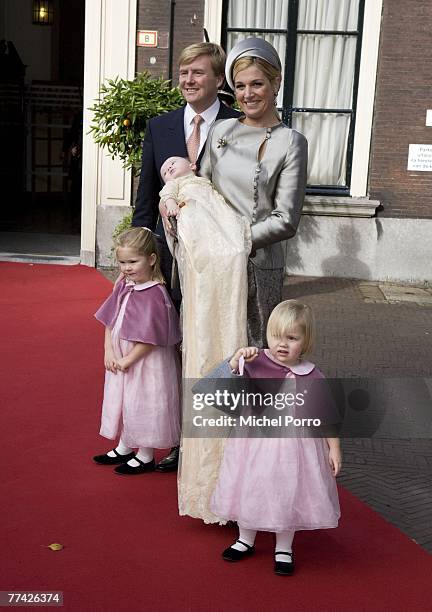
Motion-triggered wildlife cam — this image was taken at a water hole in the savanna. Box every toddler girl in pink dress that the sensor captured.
[93,227,181,475]
[211,299,342,575]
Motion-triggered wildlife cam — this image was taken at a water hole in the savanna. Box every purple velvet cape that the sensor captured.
[95,280,181,346]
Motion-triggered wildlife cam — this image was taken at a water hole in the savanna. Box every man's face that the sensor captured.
[179,54,224,113]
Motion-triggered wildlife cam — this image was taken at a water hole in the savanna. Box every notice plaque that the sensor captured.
[407,144,432,171]
[137,30,158,47]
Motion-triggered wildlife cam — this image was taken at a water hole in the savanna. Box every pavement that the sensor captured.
[0,232,80,264]
[282,275,432,554]
[99,268,432,554]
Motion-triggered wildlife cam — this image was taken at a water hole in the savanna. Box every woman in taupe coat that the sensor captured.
[200,37,308,347]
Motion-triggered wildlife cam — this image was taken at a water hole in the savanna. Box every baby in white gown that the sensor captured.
[159,155,251,375]
[159,156,251,523]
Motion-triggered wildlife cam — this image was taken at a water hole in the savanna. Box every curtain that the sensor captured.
[226,0,288,107]
[226,0,360,186]
[293,0,359,185]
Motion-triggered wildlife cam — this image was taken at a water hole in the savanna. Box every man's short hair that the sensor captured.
[178,42,226,77]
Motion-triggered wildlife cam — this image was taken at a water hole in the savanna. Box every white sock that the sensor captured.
[127,447,153,467]
[275,530,295,562]
[231,526,257,551]
[106,440,133,458]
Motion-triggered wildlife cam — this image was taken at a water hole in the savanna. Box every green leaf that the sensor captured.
[89,73,182,176]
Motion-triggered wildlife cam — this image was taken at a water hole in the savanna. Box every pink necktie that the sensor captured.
[186,115,203,169]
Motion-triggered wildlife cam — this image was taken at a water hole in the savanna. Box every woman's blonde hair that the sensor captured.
[267,300,315,355]
[115,227,165,284]
[232,56,281,85]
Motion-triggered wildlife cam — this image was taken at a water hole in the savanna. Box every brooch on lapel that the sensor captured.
[217,137,227,148]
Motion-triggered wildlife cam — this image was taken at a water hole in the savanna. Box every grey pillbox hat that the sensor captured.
[225,37,282,90]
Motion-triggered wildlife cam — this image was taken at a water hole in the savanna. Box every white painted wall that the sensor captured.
[350,0,383,197]
[1,0,52,81]
[80,0,137,266]
[287,217,432,284]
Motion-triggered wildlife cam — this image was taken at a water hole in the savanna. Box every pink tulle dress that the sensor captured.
[95,279,181,449]
[210,350,341,532]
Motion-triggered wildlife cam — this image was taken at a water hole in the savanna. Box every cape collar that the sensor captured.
[125,280,160,292]
[263,349,315,375]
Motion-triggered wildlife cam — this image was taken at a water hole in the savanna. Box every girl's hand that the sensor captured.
[328,444,343,477]
[229,346,259,371]
[115,356,132,372]
[104,349,118,374]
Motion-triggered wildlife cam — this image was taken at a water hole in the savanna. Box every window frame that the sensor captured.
[221,0,365,196]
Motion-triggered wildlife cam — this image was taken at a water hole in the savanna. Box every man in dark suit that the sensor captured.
[132,42,239,472]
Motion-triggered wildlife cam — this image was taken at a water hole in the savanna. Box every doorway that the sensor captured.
[0,0,85,262]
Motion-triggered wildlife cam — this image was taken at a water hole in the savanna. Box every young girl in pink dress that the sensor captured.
[93,227,181,475]
[211,300,342,575]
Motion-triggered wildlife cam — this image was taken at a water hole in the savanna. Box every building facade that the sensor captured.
[81,0,432,283]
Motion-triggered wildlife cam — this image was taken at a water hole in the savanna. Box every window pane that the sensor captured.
[226,31,287,107]
[293,34,357,108]
[227,0,289,30]
[292,112,350,186]
[34,174,48,193]
[35,140,48,165]
[51,172,64,192]
[298,0,359,31]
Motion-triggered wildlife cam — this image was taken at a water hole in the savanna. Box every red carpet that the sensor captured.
[1,262,431,611]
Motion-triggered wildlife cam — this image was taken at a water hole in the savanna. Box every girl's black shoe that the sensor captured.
[93,449,135,465]
[222,540,255,561]
[114,457,155,475]
[274,551,295,575]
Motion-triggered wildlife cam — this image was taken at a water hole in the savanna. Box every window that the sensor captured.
[222,0,365,194]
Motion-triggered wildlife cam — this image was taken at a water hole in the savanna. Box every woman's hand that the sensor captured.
[159,199,178,237]
[327,440,343,477]
[229,346,259,372]
[165,197,181,218]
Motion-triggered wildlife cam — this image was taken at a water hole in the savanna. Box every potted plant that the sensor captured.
[89,71,183,175]
[89,71,183,238]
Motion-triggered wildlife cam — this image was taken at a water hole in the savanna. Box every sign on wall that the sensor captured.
[407,144,432,172]
[137,30,158,47]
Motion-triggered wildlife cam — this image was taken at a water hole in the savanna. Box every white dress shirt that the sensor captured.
[183,99,221,158]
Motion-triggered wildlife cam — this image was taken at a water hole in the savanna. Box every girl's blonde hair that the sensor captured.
[266,300,315,356]
[115,227,165,284]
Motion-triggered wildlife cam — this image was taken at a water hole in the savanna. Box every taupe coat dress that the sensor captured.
[199,117,308,345]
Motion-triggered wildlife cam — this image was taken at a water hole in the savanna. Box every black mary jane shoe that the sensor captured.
[274,551,295,576]
[222,540,255,562]
[93,449,135,465]
[114,457,155,475]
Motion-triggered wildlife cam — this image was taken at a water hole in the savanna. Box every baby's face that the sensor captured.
[160,157,192,182]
